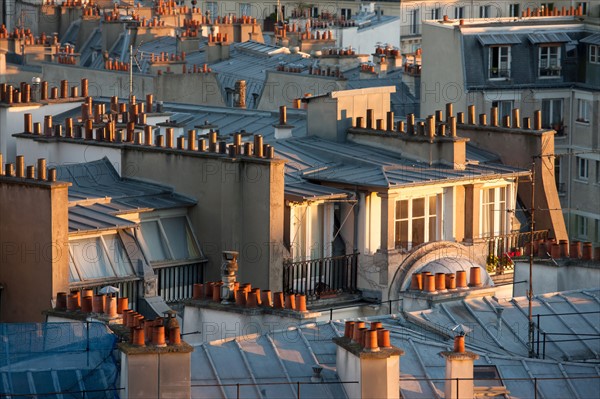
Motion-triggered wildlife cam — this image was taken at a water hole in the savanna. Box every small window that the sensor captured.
[410,10,420,35]
[577,215,588,238]
[492,100,514,119]
[509,3,520,17]
[69,234,135,282]
[577,99,590,123]
[140,216,202,263]
[311,7,319,18]
[239,3,251,16]
[430,7,441,19]
[590,45,600,64]
[206,2,219,17]
[480,5,491,18]
[539,45,562,77]
[577,157,589,180]
[455,6,465,19]
[540,3,555,12]
[489,46,511,78]
[577,2,588,15]
[341,8,352,20]
[541,98,563,133]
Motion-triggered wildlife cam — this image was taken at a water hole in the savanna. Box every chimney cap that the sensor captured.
[451,324,472,337]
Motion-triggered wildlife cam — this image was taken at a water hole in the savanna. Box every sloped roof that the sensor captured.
[273,136,526,189]
[56,158,196,232]
[406,288,600,361]
[192,312,600,399]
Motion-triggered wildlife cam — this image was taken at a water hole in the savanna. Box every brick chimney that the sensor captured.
[334,321,403,399]
[440,335,479,399]
[234,80,246,108]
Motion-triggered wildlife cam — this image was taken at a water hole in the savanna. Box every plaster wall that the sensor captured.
[0,178,69,322]
[513,261,600,297]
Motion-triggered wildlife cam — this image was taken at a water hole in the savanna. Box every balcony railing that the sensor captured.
[539,66,562,77]
[283,253,359,299]
[70,278,142,311]
[489,68,510,79]
[155,262,205,303]
[482,230,549,274]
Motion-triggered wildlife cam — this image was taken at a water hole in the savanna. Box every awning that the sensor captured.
[477,34,522,46]
[580,33,600,45]
[528,32,572,44]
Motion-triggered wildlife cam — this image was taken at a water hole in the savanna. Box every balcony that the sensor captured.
[489,68,510,79]
[539,66,562,77]
[283,253,359,299]
[482,230,549,275]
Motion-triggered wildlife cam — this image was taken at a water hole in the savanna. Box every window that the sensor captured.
[311,7,319,18]
[140,216,202,263]
[410,9,420,35]
[555,157,565,193]
[480,187,507,238]
[430,7,441,19]
[577,99,590,123]
[69,234,135,283]
[540,3,554,12]
[539,45,561,77]
[509,3,520,17]
[395,195,438,250]
[492,100,514,119]
[341,8,352,20]
[577,2,588,15]
[489,46,511,78]
[206,2,218,17]
[590,45,600,64]
[479,5,491,18]
[454,6,465,19]
[577,215,588,238]
[541,99,563,132]
[239,3,251,16]
[577,157,589,180]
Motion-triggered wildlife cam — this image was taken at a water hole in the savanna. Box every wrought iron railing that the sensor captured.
[155,262,205,303]
[482,230,549,274]
[283,253,359,299]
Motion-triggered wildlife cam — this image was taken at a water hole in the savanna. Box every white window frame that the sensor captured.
[239,3,251,16]
[395,194,440,250]
[341,8,352,20]
[489,46,511,79]
[410,9,420,35]
[454,6,465,19]
[577,157,589,180]
[139,213,203,264]
[68,232,136,283]
[509,3,520,17]
[541,98,563,130]
[479,5,491,18]
[577,2,588,15]
[589,45,600,64]
[430,7,441,20]
[539,45,562,77]
[492,100,514,118]
[577,99,590,123]
[479,186,508,238]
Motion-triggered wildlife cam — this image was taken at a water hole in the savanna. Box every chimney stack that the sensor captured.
[334,321,402,399]
[440,334,479,399]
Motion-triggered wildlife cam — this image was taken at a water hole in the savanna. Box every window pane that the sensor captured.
[140,221,169,261]
[413,198,425,218]
[161,216,200,260]
[429,196,437,216]
[396,220,409,249]
[69,253,80,282]
[396,200,408,219]
[70,238,115,280]
[412,218,425,246]
[429,215,437,241]
[103,235,134,277]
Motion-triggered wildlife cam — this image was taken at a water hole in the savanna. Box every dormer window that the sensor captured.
[590,45,599,64]
[489,46,511,79]
[539,45,561,77]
